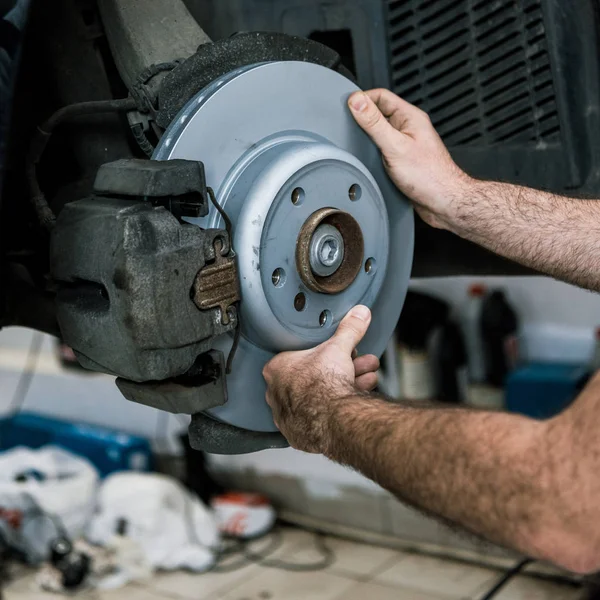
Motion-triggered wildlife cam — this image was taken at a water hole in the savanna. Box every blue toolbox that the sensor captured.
[0,412,153,477]
[505,363,589,420]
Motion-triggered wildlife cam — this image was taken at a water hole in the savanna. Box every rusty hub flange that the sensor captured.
[296,208,364,294]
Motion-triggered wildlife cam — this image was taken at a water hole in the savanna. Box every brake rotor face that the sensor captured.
[154,61,414,433]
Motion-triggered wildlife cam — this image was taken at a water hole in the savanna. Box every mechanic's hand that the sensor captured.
[348,88,472,229]
[263,305,378,454]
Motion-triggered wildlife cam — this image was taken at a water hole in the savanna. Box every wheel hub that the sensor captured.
[154,61,414,433]
[297,208,365,295]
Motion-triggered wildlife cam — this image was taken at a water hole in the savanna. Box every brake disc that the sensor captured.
[154,61,414,433]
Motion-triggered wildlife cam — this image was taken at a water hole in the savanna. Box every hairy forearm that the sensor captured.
[323,395,577,563]
[449,180,600,291]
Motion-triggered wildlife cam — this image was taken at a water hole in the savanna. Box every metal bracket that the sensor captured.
[192,238,240,326]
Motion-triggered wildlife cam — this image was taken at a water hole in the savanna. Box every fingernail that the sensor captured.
[349,93,368,112]
[351,305,371,322]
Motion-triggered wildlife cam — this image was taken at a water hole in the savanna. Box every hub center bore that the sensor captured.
[297,208,364,295]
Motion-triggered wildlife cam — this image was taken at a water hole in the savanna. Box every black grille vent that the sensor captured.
[386,0,560,146]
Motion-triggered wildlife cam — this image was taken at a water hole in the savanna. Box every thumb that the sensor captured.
[331,305,372,354]
[348,92,397,151]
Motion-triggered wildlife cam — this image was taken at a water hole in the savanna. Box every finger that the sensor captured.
[351,348,358,360]
[266,391,286,430]
[265,389,274,409]
[365,88,428,131]
[348,91,401,151]
[262,350,301,384]
[356,372,378,392]
[330,305,371,354]
[262,361,274,385]
[354,354,380,377]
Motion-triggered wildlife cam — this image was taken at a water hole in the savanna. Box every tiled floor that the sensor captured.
[4,527,585,600]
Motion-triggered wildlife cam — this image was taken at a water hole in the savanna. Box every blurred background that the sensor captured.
[0,274,597,571]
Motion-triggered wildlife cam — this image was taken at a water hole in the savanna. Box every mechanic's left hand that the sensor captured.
[263,305,379,453]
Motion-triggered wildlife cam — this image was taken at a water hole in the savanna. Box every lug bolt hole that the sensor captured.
[291,187,305,206]
[319,310,332,328]
[294,292,307,312]
[272,268,287,288]
[349,183,362,201]
[365,257,377,275]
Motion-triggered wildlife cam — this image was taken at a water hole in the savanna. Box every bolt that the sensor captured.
[319,238,340,267]
[319,310,332,327]
[272,268,286,287]
[309,224,345,277]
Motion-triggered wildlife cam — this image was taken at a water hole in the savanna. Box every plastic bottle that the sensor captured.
[480,290,519,387]
[433,321,467,404]
[462,284,486,383]
[400,347,436,401]
[396,291,449,401]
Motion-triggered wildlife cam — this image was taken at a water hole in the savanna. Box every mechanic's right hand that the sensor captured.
[263,305,378,454]
[348,89,472,230]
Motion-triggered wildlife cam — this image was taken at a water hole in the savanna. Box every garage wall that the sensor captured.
[0,328,187,453]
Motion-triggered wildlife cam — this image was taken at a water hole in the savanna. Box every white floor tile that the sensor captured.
[96,583,170,600]
[5,587,60,599]
[144,563,261,600]
[290,536,401,578]
[5,576,166,600]
[4,573,64,600]
[373,553,498,597]
[221,567,355,600]
[248,527,317,559]
[129,529,335,600]
[333,581,455,600]
[475,575,583,600]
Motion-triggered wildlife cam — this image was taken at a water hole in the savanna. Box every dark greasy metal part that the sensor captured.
[51,196,236,382]
[2,264,60,337]
[156,31,353,129]
[31,0,134,174]
[116,350,227,414]
[192,238,240,326]
[94,158,209,219]
[189,413,289,455]
[96,0,211,97]
[296,208,364,295]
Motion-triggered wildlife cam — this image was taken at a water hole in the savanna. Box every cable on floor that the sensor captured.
[211,527,335,574]
[478,558,534,600]
[243,528,334,572]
